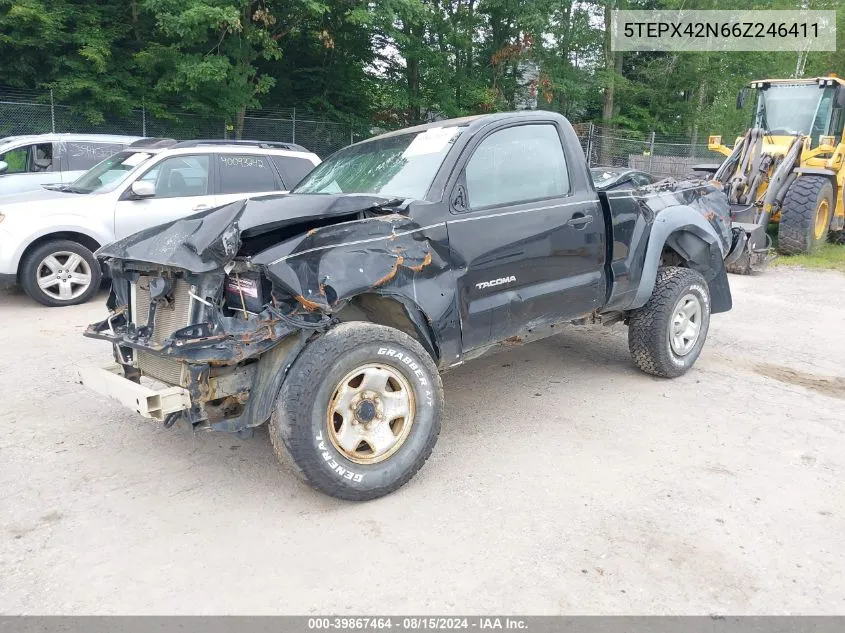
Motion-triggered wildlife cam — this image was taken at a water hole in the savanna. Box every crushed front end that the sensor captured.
[79,193,443,433]
[83,259,316,432]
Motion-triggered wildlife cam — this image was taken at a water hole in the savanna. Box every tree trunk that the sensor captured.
[601,0,622,164]
[235,105,246,140]
[403,22,422,124]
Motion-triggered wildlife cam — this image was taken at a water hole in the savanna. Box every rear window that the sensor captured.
[218,154,278,194]
[64,142,126,170]
[271,156,316,189]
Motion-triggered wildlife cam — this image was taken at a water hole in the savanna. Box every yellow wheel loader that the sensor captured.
[702,76,845,273]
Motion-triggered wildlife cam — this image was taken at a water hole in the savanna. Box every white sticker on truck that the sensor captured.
[402,127,459,158]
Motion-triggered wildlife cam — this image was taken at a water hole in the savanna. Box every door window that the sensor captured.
[65,142,124,171]
[0,146,31,173]
[218,154,277,194]
[464,124,570,209]
[271,155,316,189]
[138,155,211,198]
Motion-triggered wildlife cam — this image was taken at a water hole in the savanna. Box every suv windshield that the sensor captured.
[294,126,463,199]
[66,150,153,194]
[752,84,833,136]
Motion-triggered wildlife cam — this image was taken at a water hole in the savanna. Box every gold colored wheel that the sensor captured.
[326,363,415,465]
[814,199,831,241]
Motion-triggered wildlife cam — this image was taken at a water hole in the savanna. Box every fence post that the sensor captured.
[585,122,594,167]
[141,102,147,137]
[50,89,56,133]
[292,107,296,144]
[648,131,656,171]
[350,127,354,146]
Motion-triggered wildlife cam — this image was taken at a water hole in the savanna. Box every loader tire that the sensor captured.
[778,176,833,255]
[628,267,711,378]
[268,322,443,501]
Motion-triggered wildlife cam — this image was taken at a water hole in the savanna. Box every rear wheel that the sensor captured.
[628,267,711,378]
[20,240,101,307]
[269,322,443,501]
[778,176,833,255]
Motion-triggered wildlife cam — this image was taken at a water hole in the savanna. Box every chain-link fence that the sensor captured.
[0,87,365,158]
[572,122,719,179]
[2,87,725,169]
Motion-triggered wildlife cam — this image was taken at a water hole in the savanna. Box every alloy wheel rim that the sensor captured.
[36,251,92,302]
[327,363,415,465]
[669,293,702,356]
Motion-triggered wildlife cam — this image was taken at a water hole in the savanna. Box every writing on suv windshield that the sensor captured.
[294,127,462,200]
[65,151,153,194]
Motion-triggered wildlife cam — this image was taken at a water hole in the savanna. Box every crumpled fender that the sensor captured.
[251,214,445,313]
[632,205,732,313]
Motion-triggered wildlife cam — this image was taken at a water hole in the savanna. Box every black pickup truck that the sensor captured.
[81,111,739,500]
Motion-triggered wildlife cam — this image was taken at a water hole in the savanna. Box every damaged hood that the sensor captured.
[96,193,397,272]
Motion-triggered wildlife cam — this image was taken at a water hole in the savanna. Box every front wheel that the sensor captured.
[269,322,443,501]
[628,266,711,378]
[20,240,102,307]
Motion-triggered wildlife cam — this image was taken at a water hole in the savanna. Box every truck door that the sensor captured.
[445,122,605,352]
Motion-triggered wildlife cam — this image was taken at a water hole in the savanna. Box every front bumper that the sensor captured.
[77,364,191,421]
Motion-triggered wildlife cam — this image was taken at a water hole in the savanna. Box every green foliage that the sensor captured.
[0,0,843,139]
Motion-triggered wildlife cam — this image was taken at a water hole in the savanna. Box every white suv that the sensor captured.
[0,139,320,306]
[0,133,140,196]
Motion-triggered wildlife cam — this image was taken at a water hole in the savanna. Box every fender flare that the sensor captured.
[631,206,732,314]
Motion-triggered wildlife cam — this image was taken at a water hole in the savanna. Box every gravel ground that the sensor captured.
[1,267,843,615]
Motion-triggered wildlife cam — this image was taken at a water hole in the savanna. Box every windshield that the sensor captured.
[590,168,622,187]
[66,150,153,194]
[294,126,463,199]
[752,84,832,136]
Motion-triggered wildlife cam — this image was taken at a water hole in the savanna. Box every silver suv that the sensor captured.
[0,133,140,195]
[0,138,321,306]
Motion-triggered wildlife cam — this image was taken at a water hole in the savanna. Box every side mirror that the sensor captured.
[130,180,155,198]
[0,161,7,175]
[736,86,749,110]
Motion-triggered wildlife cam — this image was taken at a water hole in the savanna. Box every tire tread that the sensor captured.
[778,176,831,255]
[628,266,709,378]
[269,322,443,501]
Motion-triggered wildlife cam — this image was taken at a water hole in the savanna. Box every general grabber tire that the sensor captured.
[269,322,444,501]
[628,266,711,378]
[777,175,834,255]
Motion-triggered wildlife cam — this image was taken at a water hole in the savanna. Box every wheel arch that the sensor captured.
[632,208,732,314]
[333,292,440,363]
[17,230,102,280]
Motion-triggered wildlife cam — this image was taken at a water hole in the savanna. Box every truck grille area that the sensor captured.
[132,277,193,386]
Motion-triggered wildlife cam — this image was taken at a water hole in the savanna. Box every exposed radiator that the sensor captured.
[132,277,193,386]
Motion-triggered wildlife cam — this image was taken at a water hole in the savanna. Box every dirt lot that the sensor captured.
[1,267,844,615]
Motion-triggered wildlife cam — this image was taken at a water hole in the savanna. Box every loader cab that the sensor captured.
[747,78,845,148]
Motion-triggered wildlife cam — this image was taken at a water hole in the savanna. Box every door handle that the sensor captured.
[193,204,211,212]
[568,213,594,229]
